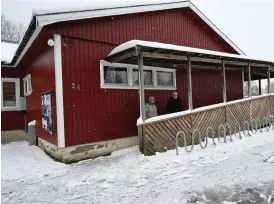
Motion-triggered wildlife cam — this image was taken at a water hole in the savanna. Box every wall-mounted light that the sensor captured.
[47,38,55,46]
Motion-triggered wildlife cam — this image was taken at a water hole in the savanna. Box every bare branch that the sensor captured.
[1,15,26,43]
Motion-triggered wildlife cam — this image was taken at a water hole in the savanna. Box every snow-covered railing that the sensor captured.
[138,94,272,126]
[139,94,274,156]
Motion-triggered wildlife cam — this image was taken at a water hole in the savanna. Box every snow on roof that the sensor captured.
[32,0,186,16]
[8,0,246,67]
[31,0,245,56]
[1,42,19,64]
[108,40,274,64]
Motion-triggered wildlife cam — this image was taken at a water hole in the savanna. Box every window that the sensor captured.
[1,78,20,111]
[133,69,153,86]
[104,66,128,85]
[157,71,174,87]
[23,74,32,96]
[100,60,176,90]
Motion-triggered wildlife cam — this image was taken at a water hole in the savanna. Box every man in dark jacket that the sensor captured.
[166,91,182,113]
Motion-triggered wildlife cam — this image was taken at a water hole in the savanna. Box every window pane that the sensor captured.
[28,78,32,92]
[133,69,153,86]
[24,81,28,93]
[157,71,174,86]
[2,82,16,107]
[104,66,128,85]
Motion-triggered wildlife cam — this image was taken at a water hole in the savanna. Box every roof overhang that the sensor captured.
[1,18,42,68]
[34,1,245,55]
[105,40,274,80]
[4,0,246,68]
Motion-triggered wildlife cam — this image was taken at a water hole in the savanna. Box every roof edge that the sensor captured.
[7,0,245,67]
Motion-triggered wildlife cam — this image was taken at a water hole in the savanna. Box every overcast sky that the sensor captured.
[1,0,274,87]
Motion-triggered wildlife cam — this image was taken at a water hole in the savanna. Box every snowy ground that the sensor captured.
[1,130,274,204]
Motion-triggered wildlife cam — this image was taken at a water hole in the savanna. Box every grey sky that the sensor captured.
[1,0,274,87]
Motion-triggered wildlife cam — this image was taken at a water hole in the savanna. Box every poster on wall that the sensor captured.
[41,91,53,135]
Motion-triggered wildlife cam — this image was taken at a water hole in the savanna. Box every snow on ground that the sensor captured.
[1,130,274,204]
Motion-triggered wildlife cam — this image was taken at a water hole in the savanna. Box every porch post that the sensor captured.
[267,66,271,94]
[138,49,146,121]
[258,79,262,95]
[248,63,251,97]
[242,70,245,98]
[187,56,193,110]
[222,60,227,103]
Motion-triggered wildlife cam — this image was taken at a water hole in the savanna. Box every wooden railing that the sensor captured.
[138,94,274,156]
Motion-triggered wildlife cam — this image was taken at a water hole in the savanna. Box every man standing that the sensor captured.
[145,96,158,119]
[166,91,182,113]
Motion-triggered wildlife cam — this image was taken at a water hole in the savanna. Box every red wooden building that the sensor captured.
[1,1,250,162]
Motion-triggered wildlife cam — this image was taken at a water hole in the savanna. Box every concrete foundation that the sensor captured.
[37,136,139,163]
[1,130,27,144]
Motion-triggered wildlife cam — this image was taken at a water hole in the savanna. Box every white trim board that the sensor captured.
[54,34,65,148]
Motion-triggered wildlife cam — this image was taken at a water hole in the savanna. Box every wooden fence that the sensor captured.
[138,95,274,156]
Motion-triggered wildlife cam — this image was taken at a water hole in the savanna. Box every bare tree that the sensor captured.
[264,81,274,93]
[1,15,25,43]
[244,80,259,97]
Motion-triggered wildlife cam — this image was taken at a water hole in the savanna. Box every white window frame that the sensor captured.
[100,60,176,90]
[1,78,20,111]
[23,74,32,96]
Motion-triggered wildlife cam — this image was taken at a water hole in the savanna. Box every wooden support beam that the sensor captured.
[268,66,271,94]
[225,61,268,68]
[177,64,243,71]
[248,63,251,97]
[141,52,269,68]
[222,60,227,103]
[190,57,222,64]
[251,71,268,78]
[187,56,193,110]
[242,70,245,98]
[138,51,146,122]
[259,79,262,95]
[142,52,187,61]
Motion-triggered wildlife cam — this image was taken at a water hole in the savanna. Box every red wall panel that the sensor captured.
[52,8,238,54]
[53,7,242,146]
[226,70,244,102]
[192,69,223,108]
[22,47,58,145]
[1,66,25,131]
[1,111,25,131]
[61,37,242,147]
[1,67,22,78]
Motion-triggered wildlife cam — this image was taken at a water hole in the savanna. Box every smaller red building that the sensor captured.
[1,1,253,162]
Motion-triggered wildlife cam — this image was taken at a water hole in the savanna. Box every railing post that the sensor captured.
[248,63,251,97]
[267,66,271,94]
[242,70,245,98]
[138,48,146,122]
[222,60,227,103]
[259,79,262,95]
[187,56,193,110]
